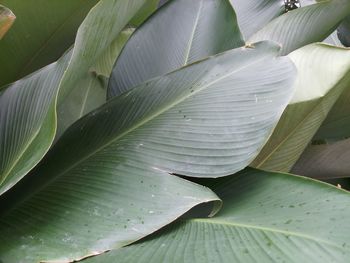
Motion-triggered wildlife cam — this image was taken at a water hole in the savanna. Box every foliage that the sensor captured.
[1,0,350,262]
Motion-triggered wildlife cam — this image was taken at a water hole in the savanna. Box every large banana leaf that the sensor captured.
[292,139,350,179]
[0,42,297,263]
[252,43,350,172]
[84,168,350,263]
[0,0,149,195]
[249,0,350,55]
[0,4,15,39]
[0,0,99,88]
[51,42,295,181]
[228,0,284,39]
[108,0,244,98]
[0,168,220,263]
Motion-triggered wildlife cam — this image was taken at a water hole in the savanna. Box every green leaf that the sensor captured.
[252,43,350,172]
[229,0,284,39]
[83,168,350,263]
[315,85,350,141]
[292,139,350,179]
[249,0,350,55]
[53,42,295,180]
[108,0,244,98]
[129,0,159,27]
[0,169,220,263]
[92,28,134,78]
[0,0,149,195]
[337,15,350,47]
[0,0,99,88]
[0,51,71,196]
[0,5,15,39]
[56,28,134,140]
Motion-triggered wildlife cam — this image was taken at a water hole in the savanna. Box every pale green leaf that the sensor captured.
[252,43,350,172]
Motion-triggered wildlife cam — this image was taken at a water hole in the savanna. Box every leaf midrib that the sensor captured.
[192,218,347,251]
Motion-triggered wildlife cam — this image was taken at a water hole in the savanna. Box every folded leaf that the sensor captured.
[0,5,15,39]
[84,168,350,263]
[292,139,350,179]
[108,0,244,98]
[252,43,350,172]
[249,0,350,55]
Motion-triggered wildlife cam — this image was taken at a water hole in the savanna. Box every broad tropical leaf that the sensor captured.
[0,0,149,195]
[108,0,244,98]
[0,168,220,263]
[84,168,350,263]
[252,43,350,172]
[0,0,99,87]
[53,42,295,181]
[292,139,350,179]
[0,4,15,39]
[229,0,284,39]
[249,0,350,55]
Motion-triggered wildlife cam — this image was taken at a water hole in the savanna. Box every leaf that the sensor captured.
[56,28,134,140]
[292,139,350,179]
[0,0,149,195]
[0,51,71,196]
[0,0,99,88]
[228,0,284,39]
[251,43,350,172]
[337,15,350,47]
[249,0,350,55]
[0,5,15,39]
[92,28,134,78]
[314,85,350,140]
[50,42,295,181]
[83,168,350,263]
[108,0,244,98]
[129,0,159,27]
[0,168,220,263]
[55,71,107,141]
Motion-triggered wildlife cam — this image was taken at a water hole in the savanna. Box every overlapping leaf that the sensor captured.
[293,139,350,179]
[252,43,350,172]
[84,168,350,263]
[0,0,149,195]
[0,42,297,262]
[108,0,244,98]
[0,0,99,87]
[249,0,350,55]
[228,0,284,39]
